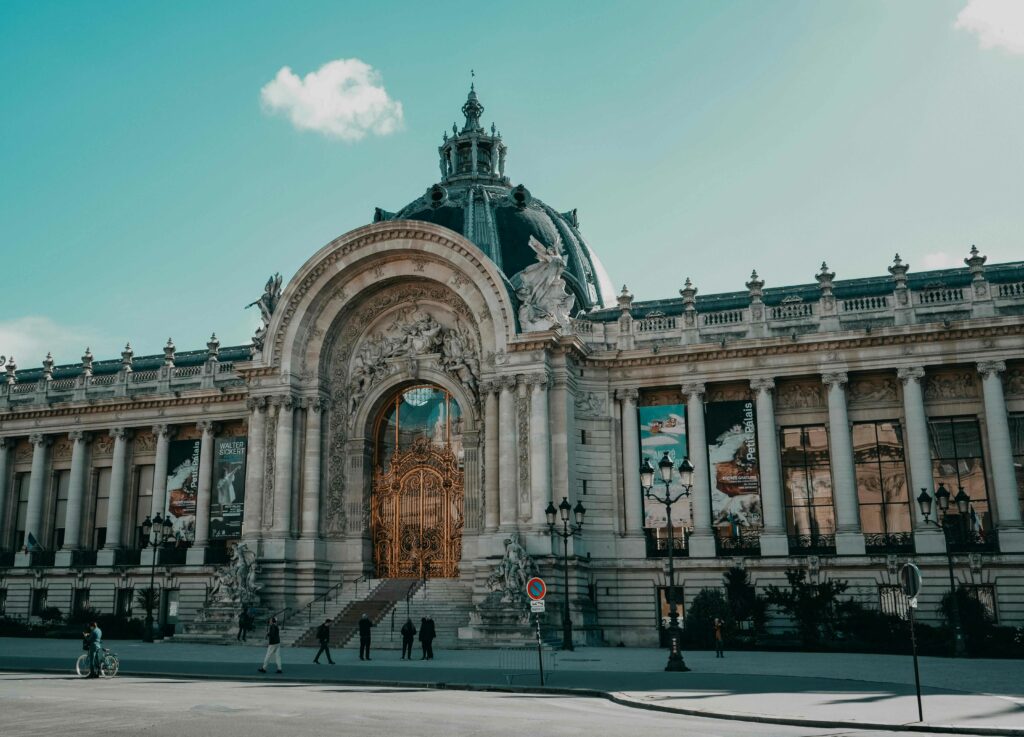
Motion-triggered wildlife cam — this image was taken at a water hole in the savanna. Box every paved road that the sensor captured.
[0,673,991,737]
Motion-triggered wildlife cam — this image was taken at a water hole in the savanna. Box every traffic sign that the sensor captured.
[899,563,922,599]
[530,600,546,613]
[527,577,547,601]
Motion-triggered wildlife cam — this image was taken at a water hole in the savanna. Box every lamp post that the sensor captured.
[916,483,970,657]
[545,496,585,651]
[640,451,692,672]
[140,513,174,643]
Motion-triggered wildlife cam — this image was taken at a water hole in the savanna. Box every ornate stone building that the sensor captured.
[2,87,1023,645]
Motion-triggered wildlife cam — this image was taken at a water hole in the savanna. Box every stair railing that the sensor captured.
[304,580,346,625]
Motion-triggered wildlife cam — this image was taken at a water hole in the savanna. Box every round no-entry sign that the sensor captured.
[899,563,922,599]
[527,577,546,600]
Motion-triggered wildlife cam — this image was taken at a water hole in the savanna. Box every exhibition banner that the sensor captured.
[705,400,762,530]
[210,437,247,540]
[165,438,200,542]
[638,404,692,529]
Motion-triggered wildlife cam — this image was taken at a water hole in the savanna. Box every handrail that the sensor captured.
[304,580,345,624]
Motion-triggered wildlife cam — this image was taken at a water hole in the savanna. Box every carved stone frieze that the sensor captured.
[53,437,73,461]
[777,382,823,409]
[92,434,114,457]
[848,377,898,404]
[1007,368,1024,396]
[574,391,607,417]
[924,372,978,401]
[133,431,156,453]
[707,384,751,402]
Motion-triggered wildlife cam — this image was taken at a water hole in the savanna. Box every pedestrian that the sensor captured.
[400,618,416,660]
[258,617,283,674]
[419,615,436,660]
[358,613,373,661]
[84,621,103,678]
[313,619,335,664]
[713,617,725,658]
[237,609,248,642]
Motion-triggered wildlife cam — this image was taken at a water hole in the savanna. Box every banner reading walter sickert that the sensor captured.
[210,437,247,540]
[638,404,692,529]
[705,400,762,530]
[165,438,200,543]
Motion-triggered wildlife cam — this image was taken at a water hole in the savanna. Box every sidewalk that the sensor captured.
[1,637,1021,735]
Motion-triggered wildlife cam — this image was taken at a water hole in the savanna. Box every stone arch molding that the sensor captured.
[260,221,517,383]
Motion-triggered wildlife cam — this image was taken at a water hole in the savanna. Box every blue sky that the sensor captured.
[2,0,1022,365]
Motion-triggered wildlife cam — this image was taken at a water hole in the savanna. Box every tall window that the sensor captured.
[853,422,912,536]
[14,473,30,549]
[927,417,991,531]
[1010,414,1024,519]
[134,465,154,547]
[93,468,112,550]
[51,470,71,550]
[374,385,463,469]
[780,425,836,538]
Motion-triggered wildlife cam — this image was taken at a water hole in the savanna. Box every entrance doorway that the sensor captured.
[371,385,464,578]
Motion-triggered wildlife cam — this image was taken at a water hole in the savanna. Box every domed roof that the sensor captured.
[374,86,615,311]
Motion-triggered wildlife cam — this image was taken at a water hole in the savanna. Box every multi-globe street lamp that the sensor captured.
[640,451,693,672]
[916,483,971,657]
[139,513,174,643]
[545,496,586,651]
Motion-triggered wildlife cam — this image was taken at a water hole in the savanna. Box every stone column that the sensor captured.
[751,378,788,555]
[619,388,643,535]
[103,428,129,549]
[482,382,500,532]
[301,398,325,539]
[23,434,52,550]
[978,361,1024,552]
[271,395,295,537]
[192,421,216,547]
[683,383,715,557]
[897,367,944,553]
[242,397,267,539]
[149,425,174,519]
[823,372,864,555]
[549,373,572,521]
[529,374,551,527]
[62,431,90,550]
[498,376,518,529]
[0,438,10,547]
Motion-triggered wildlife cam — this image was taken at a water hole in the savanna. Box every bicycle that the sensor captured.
[75,647,119,678]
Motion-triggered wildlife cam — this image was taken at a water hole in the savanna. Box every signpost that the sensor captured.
[527,577,546,686]
[900,563,924,723]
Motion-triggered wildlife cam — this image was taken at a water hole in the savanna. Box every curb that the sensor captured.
[3,666,1022,737]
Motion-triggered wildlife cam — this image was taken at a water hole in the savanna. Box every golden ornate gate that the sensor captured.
[371,437,464,578]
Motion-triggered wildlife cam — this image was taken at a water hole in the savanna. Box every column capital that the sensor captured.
[151,424,176,439]
[108,427,130,440]
[246,396,268,412]
[616,387,639,403]
[681,382,706,399]
[270,394,295,411]
[750,377,775,393]
[526,372,550,390]
[977,360,1006,379]
[28,433,53,447]
[68,430,91,443]
[196,420,217,435]
[897,366,926,384]
[497,374,517,392]
[0,436,12,450]
[307,396,330,413]
[478,379,496,396]
[821,371,849,388]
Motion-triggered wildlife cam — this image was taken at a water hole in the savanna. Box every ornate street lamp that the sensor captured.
[546,496,585,651]
[140,513,174,643]
[640,451,692,672]
[916,484,970,657]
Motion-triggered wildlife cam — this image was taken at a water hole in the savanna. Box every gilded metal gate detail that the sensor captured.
[371,437,464,578]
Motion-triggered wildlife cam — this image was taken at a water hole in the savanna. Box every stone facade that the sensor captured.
[1,90,1023,645]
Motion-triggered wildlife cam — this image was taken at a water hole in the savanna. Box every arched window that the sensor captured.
[374,385,463,470]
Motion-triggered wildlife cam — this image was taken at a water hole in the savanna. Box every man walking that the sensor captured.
[400,618,416,660]
[358,613,373,661]
[313,619,335,664]
[258,617,283,674]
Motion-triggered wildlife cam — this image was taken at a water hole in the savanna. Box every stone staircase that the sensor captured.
[372,579,475,649]
[276,581,373,647]
[291,578,422,648]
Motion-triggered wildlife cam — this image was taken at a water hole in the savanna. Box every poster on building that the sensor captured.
[210,437,247,540]
[164,438,200,543]
[705,400,762,531]
[638,404,692,529]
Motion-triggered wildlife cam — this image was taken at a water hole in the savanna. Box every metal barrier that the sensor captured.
[497,646,557,685]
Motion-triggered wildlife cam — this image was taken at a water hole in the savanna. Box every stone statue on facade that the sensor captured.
[247,273,283,351]
[207,542,261,606]
[510,236,575,332]
[485,534,538,605]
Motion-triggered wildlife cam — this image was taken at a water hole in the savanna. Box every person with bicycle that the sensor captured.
[85,621,103,678]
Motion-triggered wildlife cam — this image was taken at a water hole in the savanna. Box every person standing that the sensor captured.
[400,618,416,660]
[358,613,373,661]
[420,616,436,660]
[258,617,283,674]
[85,622,103,678]
[713,617,725,658]
[237,609,249,642]
[313,619,335,664]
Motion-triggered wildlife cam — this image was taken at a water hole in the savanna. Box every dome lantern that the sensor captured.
[438,85,507,184]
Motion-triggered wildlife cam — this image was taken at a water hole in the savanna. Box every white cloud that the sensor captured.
[0,316,109,369]
[955,0,1024,54]
[922,252,959,270]
[260,58,404,141]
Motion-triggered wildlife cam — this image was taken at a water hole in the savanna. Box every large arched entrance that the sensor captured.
[371,385,464,578]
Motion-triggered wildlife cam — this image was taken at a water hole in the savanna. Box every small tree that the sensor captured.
[722,566,766,635]
[135,587,158,618]
[941,586,994,657]
[683,588,730,648]
[39,606,63,625]
[764,568,849,649]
